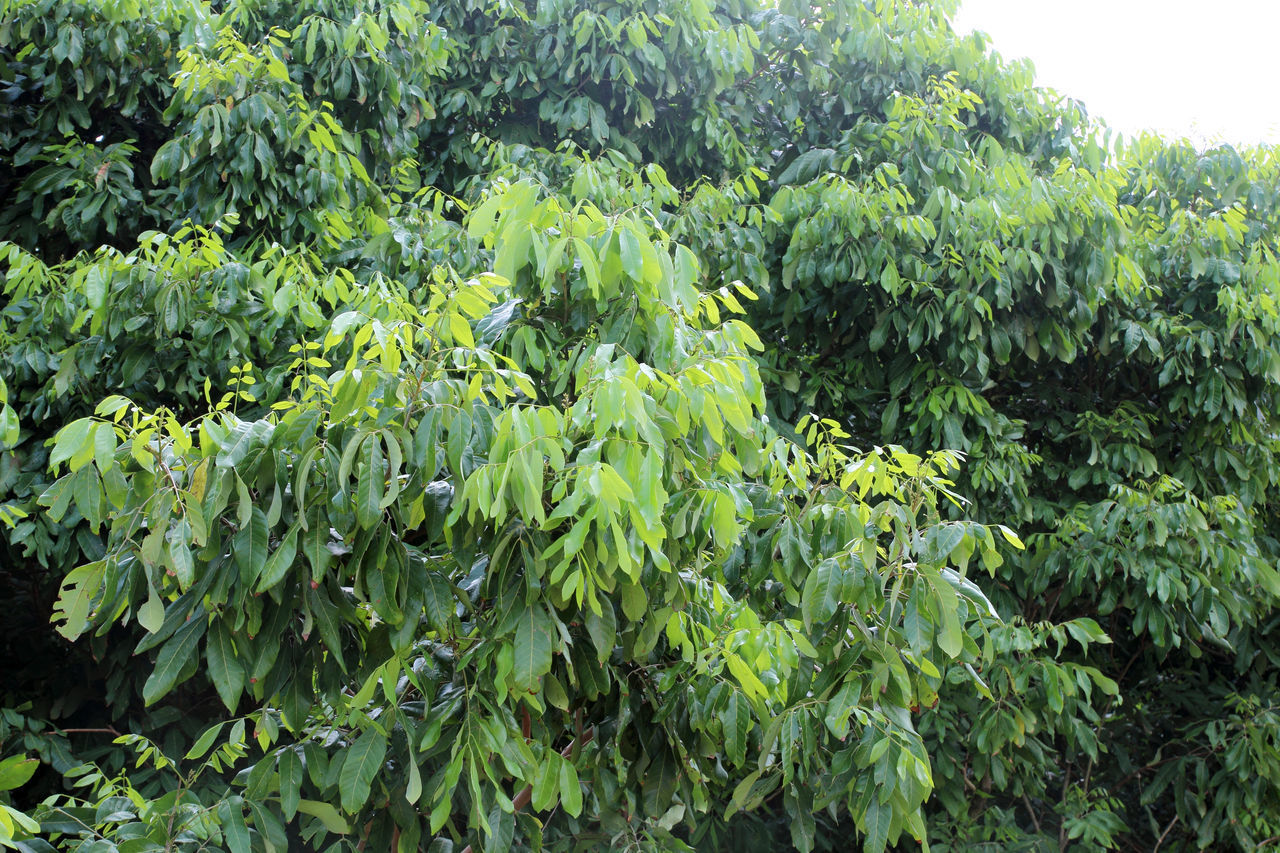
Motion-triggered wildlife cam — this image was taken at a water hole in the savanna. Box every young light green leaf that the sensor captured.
[0,755,39,792]
[296,799,350,834]
[184,723,226,761]
[404,754,422,806]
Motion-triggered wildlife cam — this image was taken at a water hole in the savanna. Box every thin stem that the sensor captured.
[1021,792,1043,835]
[1058,763,1072,851]
[56,726,123,736]
[1153,815,1179,851]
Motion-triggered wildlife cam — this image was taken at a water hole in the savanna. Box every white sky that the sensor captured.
[949,0,1280,147]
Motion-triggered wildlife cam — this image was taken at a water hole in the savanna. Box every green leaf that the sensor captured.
[356,435,383,529]
[787,786,816,853]
[248,800,288,853]
[282,676,313,732]
[558,759,583,818]
[926,523,966,564]
[447,312,475,348]
[801,558,843,630]
[531,754,559,812]
[930,575,963,659]
[584,598,616,664]
[512,605,554,695]
[822,681,859,740]
[723,691,750,765]
[620,582,647,621]
[296,798,350,834]
[137,588,165,635]
[305,584,347,671]
[48,417,94,472]
[257,527,298,592]
[167,537,194,589]
[301,507,332,580]
[184,723,226,761]
[0,755,39,791]
[278,748,303,820]
[339,729,387,813]
[0,802,38,836]
[206,622,246,711]
[217,799,251,853]
[51,561,105,641]
[142,614,206,705]
[996,524,1024,550]
[729,769,762,816]
[405,754,422,806]
[422,572,455,633]
[234,507,270,587]
[1065,617,1110,647]
[218,419,271,469]
[71,466,104,530]
[0,405,19,450]
[574,238,602,297]
[862,797,891,853]
[618,227,643,281]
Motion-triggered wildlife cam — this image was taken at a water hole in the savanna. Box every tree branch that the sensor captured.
[1153,815,1179,851]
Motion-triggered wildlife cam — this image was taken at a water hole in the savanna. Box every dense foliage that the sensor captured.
[2,0,1278,851]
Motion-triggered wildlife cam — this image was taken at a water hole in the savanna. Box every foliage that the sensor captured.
[3,0,1280,851]
[742,61,1280,851]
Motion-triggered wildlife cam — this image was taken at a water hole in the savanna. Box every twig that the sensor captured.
[1153,815,1179,851]
[57,726,122,737]
[1058,764,1072,850]
[1117,644,1145,682]
[1021,792,1043,835]
[355,819,373,852]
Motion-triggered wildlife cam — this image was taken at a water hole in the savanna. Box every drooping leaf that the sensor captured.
[142,614,207,705]
[512,605,554,696]
[206,622,246,711]
[338,729,388,814]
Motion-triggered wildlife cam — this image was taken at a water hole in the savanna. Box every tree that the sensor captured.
[3,0,1279,850]
[0,1,1015,851]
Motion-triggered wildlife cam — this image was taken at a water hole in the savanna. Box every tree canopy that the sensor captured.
[2,0,1279,851]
